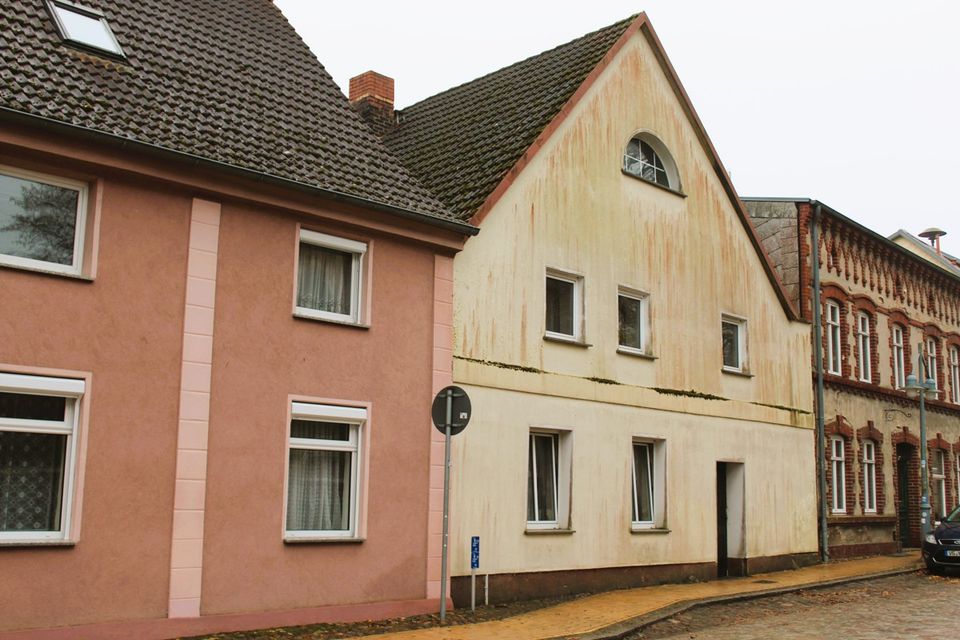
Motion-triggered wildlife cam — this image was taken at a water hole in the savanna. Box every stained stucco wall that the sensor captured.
[448,29,816,577]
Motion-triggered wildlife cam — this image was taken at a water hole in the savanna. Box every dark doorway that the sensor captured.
[717,462,728,578]
[896,444,914,547]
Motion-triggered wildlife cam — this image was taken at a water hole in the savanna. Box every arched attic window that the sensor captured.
[623,133,680,191]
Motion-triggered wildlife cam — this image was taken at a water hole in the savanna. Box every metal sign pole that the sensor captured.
[439,389,452,623]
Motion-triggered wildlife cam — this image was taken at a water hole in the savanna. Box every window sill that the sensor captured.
[544,334,591,348]
[0,261,93,282]
[721,368,754,378]
[631,527,671,535]
[524,528,575,535]
[284,536,365,544]
[620,169,687,198]
[617,347,657,360]
[0,539,77,548]
[293,312,370,330]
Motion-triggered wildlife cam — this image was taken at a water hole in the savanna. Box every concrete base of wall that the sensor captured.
[451,553,819,607]
[0,597,447,640]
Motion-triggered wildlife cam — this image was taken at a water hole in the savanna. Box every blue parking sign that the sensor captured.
[470,536,480,569]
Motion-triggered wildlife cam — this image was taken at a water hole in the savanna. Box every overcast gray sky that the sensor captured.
[275,0,960,255]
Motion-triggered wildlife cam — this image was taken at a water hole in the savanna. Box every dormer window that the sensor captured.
[622,133,680,191]
[47,0,124,57]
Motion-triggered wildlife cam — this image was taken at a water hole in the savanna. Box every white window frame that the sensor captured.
[950,346,960,404]
[830,436,846,513]
[862,440,877,513]
[526,428,571,530]
[721,314,747,373]
[46,0,125,57]
[544,268,584,342]
[631,438,666,530]
[892,325,906,389]
[856,312,872,382]
[933,449,947,519]
[295,230,366,325]
[825,301,842,375]
[927,338,939,390]
[0,164,88,277]
[617,286,649,355]
[0,372,85,543]
[283,402,365,540]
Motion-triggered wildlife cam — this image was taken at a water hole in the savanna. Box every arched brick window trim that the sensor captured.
[821,283,852,379]
[825,415,855,514]
[929,433,953,516]
[851,295,880,385]
[888,310,912,384]
[922,325,945,393]
[857,421,885,513]
[891,426,919,447]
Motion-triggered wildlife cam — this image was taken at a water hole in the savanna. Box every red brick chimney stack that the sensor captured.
[348,71,396,137]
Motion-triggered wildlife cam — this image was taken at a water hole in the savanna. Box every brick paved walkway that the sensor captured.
[643,572,959,640]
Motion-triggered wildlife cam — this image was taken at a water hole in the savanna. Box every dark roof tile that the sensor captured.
[0,0,455,222]
[384,16,635,221]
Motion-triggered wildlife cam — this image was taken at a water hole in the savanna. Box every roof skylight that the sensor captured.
[47,0,124,57]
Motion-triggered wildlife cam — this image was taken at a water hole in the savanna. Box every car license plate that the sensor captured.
[946,550,960,557]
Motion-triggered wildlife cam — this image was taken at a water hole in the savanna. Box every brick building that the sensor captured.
[746,199,960,556]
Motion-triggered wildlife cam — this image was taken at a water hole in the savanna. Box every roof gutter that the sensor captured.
[0,106,478,237]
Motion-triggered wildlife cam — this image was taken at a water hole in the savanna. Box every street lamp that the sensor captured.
[904,354,938,538]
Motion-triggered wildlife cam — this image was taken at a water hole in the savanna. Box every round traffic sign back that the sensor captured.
[431,385,472,435]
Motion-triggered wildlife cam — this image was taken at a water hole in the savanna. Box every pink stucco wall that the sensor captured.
[0,132,462,635]
[0,163,190,630]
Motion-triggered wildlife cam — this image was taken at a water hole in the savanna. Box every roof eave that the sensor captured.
[0,106,478,237]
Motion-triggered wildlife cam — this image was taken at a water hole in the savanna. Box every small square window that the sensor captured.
[618,288,649,354]
[545,269,583,341]
[0,165,88,276]
[285,402,365,539]
[0,372,85,543]
[295,230,366,324]
[721,315,747,373]
[47,0,125,57]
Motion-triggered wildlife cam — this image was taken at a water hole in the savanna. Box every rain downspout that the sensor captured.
[810,202,829,562]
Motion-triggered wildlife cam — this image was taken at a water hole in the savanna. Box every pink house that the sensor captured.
[0,0,474,637]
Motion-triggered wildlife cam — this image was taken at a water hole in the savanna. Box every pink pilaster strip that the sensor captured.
[426,255,454,600]
[169,199,221,618]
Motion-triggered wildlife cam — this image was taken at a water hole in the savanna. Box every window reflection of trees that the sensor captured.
[0,181,78,265]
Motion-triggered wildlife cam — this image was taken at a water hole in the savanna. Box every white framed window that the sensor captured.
[856,312,872,382]
[295,230,367,325]
[526,429,571,530]
[927,338,939,390]
[862,440,877,513]
[721,315,747,373]
[622,133,681,190]
[617,287,649,354]
[0,372,85,543]
[46,0,124,56]
[545,268,583,342]
[0,165,88,276]
[950,346,960,404]
[932,449,947,519]
[892,325,906,389]
[825,301,842,375]
[284,402,365,539]
[830,436,846,513]
[631,439,666,530]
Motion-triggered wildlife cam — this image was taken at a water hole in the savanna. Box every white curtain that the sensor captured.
[297,244,351,314]
[286,448,351,531]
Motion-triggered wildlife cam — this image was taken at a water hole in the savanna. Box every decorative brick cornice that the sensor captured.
[820,374,960,418]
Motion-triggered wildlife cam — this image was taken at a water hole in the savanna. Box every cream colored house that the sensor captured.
[370,14,817,603]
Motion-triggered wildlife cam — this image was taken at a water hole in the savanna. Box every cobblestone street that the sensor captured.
[635,571,960,640]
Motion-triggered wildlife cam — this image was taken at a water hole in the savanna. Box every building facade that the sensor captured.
[374,15,819,605]
[747,199,960,557]
[0,1,473,637]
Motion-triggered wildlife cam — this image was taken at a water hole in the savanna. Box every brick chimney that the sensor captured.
[348,71,395,137]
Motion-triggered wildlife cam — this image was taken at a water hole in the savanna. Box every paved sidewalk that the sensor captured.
[361,554,922,640]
